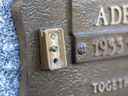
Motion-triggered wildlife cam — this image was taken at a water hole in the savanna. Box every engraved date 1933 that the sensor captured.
[93,36,125,57]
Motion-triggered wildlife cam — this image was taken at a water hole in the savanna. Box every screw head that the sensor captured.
[50,33,58,40]
[50,46,58,52]
[77,42,87,55]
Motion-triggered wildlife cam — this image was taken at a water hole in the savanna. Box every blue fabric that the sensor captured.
[0,0,20,96]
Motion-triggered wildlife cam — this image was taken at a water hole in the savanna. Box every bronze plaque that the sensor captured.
[72,0,128,63]
[74,29,128,63]
[12,0,128,96]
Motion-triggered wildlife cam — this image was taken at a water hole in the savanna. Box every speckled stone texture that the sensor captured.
[0,0,20,96]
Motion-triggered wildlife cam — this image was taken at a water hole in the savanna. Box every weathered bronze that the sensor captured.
[74,30,128,63]
[39,28,67,70]
[96,5,128,26]
[12,0,128,96]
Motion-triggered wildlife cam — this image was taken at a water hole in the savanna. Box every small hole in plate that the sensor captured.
[53,58,58,64]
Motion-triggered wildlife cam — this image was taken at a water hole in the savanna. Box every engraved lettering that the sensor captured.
[112,79,118,91]
[92,77,128,94]
[94,40,102,56]
[92,83,98,93]
[96,5,128,26]
[124,77,128,88]
[108,37,116,56]
[116,36,124,54]
[110,6,122,25]
[93,36,125,57]
[118,78,124,89]
[99,38,108,56]
[96,7,108,26]
[98,81,105,93]
[105,80,112,92]
[123,5,128,24]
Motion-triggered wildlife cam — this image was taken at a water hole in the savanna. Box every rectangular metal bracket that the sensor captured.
[40,28,67,70]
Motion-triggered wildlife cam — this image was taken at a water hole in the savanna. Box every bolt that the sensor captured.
[50,33,57,40]
[50,46,58,52]
[77,42,87,55]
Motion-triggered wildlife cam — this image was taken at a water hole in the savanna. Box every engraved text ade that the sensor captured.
[96,5,128,26]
